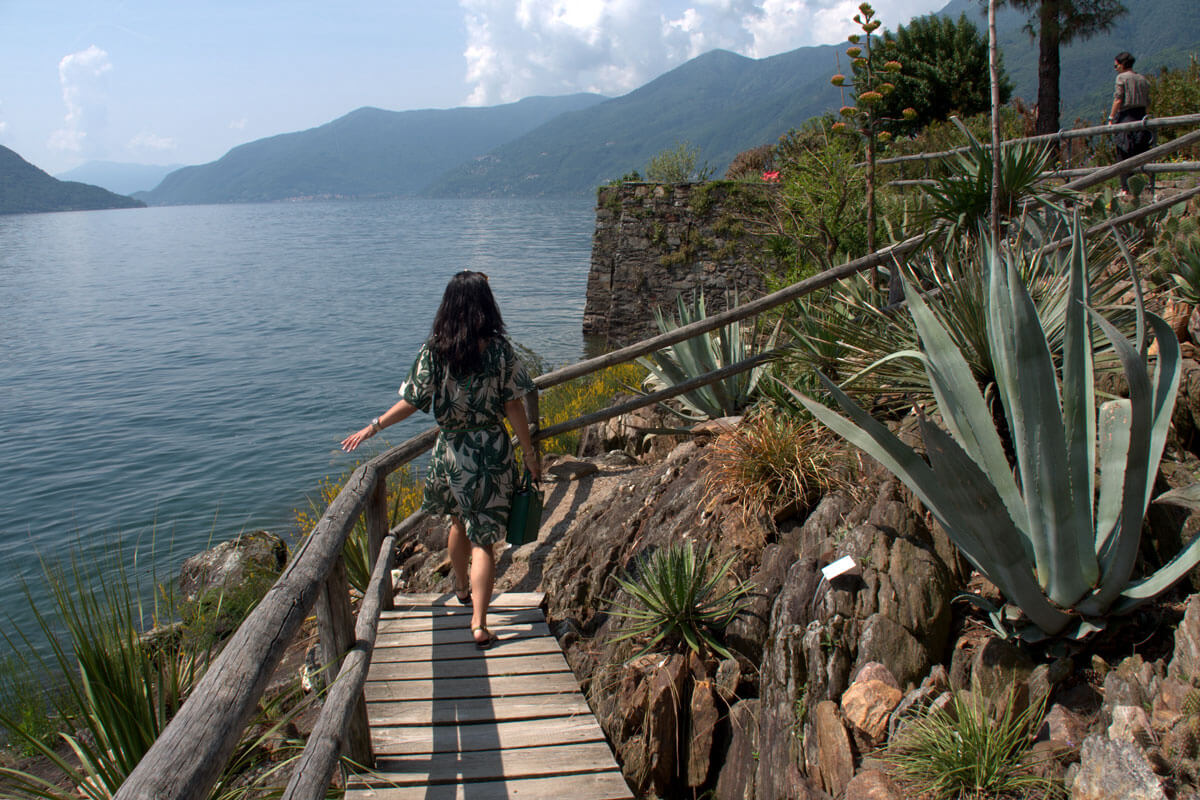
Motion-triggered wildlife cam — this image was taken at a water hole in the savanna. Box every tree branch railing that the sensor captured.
[116,120,1200,800]
[870,112,1200,168]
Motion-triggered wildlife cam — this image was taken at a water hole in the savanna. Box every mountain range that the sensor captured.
[9,0,1199,211]
[0,146,144,215]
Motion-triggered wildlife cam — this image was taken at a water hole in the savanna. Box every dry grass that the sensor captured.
[703,407,851,524]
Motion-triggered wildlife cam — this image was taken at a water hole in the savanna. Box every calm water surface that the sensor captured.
[0,198,596,642]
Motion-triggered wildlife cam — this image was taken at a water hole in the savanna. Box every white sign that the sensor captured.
[821,556,856,581]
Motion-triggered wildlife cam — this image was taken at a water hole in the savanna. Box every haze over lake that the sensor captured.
[0,198,596,638]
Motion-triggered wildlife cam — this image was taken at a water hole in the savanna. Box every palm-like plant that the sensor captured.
[919,130,1070,241]
[792,219,1200,639]
[638,292,778,421]
[608,541,750,657]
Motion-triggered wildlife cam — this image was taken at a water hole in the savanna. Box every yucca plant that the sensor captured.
[919,130,1070,242]
[638,291,779,422]
[791,218,1200,639]
[608,541,750,657]
[0,556,208,799]
[884,691,1061,799]
[0,551,315,799]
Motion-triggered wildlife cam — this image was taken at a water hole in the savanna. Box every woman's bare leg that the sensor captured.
[447,517,470,596]
[470,543,495,637]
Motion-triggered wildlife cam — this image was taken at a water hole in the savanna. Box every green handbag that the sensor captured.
[506,469,542,546]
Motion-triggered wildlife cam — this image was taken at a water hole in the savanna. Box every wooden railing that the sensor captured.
[114,120,1200,800]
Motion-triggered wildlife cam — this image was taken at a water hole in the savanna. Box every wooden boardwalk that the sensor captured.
[345,592,634,800]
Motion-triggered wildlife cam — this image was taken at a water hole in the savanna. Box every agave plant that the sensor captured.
[638,291,778,421]
[779,228,1131,413]
[608,541,750,657]
[791,219,1200,639]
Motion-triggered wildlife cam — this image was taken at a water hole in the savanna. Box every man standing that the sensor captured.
[1108,51,1153,195]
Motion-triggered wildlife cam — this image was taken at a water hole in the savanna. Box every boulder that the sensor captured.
[1071,735,1166,800]
[841,678,902,746]
[178,530,287,605]
[843,769,904,800]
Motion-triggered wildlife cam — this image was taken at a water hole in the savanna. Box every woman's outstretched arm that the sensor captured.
[341,399,419,452]
[504,397,541,480]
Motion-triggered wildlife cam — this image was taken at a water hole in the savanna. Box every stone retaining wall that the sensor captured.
[582,182,775,349]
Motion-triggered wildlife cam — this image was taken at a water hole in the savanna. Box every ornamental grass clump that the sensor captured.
[884,692,1061,799]
[703,407,850,524]
[608,541,750,658]
[792,217,1200,640]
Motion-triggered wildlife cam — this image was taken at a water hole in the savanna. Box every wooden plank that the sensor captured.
[387,592,545,611]
[379,608,544,631]
[369,716,609,755]
[345,769,633,800]
[365,671,578,702]
[375,622,550,647]
[367,693,591,726]
[351,741,625,786]
[371,636,563,663]
[365,652,571,680]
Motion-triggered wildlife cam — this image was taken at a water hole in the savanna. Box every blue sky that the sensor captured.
[0,1,949,176]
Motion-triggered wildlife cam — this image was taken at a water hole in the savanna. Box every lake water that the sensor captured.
[0,198,597,646]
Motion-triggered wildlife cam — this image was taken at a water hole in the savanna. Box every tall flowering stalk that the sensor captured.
[830,3,916,293]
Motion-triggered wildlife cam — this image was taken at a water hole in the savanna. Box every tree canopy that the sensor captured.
[871,13,1013,134]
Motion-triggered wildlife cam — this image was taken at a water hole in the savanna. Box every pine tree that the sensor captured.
[999,0,1126,136]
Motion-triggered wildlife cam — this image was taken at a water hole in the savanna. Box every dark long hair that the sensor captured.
[430,270,506,375]
[1115,51,1135,69]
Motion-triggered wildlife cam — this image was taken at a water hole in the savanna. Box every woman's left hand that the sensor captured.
[341,426,374,452]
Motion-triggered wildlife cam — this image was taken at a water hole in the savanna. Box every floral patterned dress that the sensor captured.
[400,336,535,546]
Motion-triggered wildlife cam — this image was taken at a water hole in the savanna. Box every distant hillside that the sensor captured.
[136,94,606,206]
[421,47,844,198]
[0,146,144,215]
[939,0,1200,123]
[425,0,1198,197]
[56,161,182,196]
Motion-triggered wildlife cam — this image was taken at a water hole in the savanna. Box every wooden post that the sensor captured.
[365,478,393,611]
[315,556,373,767]
[523,390,540,450]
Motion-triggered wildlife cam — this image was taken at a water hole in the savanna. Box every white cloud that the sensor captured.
[49,45,112,156]
[458,0,937,105]
[128,131,177,153]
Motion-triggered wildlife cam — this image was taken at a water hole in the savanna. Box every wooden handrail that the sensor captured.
[116,116,1200,800]
[872,112,1200,167]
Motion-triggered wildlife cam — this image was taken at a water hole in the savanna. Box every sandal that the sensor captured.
[453,580,471,606]
[472,627,494,650]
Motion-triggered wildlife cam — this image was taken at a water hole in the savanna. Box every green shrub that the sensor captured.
[645,140,713,183]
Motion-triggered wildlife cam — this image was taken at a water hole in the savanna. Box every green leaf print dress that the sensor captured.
[401,336,535,546]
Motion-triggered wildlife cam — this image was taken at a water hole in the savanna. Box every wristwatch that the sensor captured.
[370,417,382,433]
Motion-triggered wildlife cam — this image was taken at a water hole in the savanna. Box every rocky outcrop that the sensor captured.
[389,376,1200,798]
[583,183,772,348]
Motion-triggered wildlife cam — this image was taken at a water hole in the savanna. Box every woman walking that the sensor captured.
[341,270,540,649]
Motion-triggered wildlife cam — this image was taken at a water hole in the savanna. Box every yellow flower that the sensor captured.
[884,60,902,72]
[831,74,846,86]
[845,46,862,58]
[858,90,883,105]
